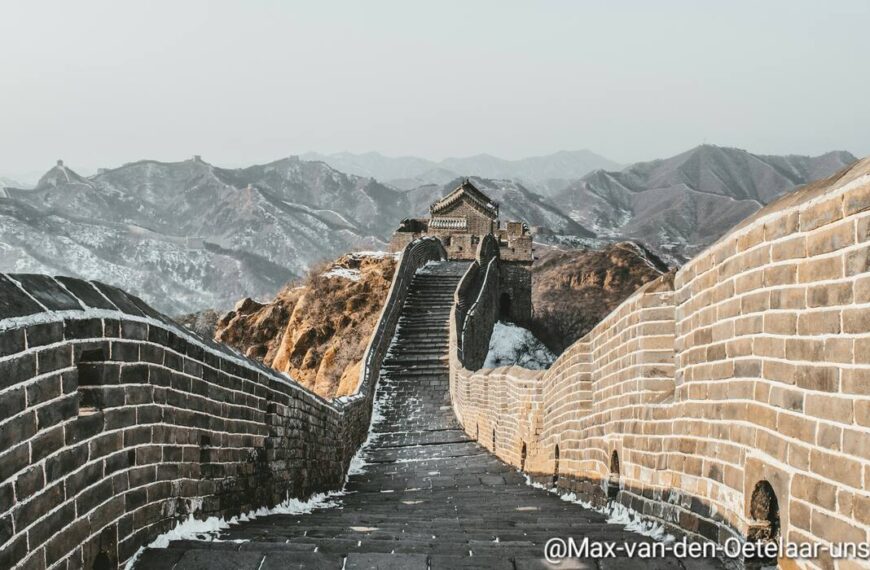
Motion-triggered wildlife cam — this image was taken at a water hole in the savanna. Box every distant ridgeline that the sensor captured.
[450,157,870,562]
[0,238,447,569]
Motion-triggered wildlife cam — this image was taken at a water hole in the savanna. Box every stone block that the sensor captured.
[845,184,870,215]
[771,236,806,261]
[0,329,26,358]
[810,449,862,488]
[823,338,853,364]
[92,282,145,316]
[769,287,806,310]
[64,318,103,340]
[800,196,843,231]
[805,394,853,423]
[786,338,825,361]
[808,282,853,307]
[0,275,45,319]
[27,322,64,348]
[794,365,838,392]
[798,255,843,283]
[811,508,866,543]
[842,369,870,395]
[763,312,796,335]
[797,310,841,335]
[845,244,870,277]
[807,221,855,256]
[776,412,816,441]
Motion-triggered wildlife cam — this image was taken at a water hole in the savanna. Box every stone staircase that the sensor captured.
[135,261,716,569]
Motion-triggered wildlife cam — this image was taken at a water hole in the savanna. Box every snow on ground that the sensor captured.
[348,250,398,259]
[484,321,556,370]
[123,491,344,568]
[322,266,362,281]
[523,474,674,542]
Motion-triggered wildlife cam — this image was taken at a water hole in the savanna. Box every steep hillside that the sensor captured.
[529,242,669,353]
[0,199,294,314]
[0,157,409,313]
[214,252,397,399]
[555,145,856,261]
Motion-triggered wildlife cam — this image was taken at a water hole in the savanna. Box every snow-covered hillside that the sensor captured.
[484,321,556,370]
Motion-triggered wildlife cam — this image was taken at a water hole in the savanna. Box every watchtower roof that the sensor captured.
[430,179,499,219]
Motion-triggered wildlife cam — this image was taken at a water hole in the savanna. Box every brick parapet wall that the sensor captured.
[454,235,501,371]
[449,159,870,568]
[0,237,445,570]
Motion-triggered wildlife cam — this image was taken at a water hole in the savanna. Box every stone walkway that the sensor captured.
[136,262,723,569]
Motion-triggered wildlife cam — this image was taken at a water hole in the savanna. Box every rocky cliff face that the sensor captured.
[529,242,669,353]
[214,252,397,399]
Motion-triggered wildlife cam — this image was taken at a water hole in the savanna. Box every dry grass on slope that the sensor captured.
[529,242,669,354]
[215,252,397,399]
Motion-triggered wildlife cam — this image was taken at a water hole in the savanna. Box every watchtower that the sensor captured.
[390,179,533,323]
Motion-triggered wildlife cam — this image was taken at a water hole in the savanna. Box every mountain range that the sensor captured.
[0,157,413,313]
[555,145,856,260]
[0,145,857,314]
[301,150,622,194]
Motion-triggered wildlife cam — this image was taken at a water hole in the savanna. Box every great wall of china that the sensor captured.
[452,158,870,567]
[0,158,868,569]
[0,238,446,569]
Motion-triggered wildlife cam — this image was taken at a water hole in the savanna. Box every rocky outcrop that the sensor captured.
[529,242,668,353]
[215,252,397,399]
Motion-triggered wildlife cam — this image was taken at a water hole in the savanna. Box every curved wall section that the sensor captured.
[0,237,446,569]
[449,158,870,565]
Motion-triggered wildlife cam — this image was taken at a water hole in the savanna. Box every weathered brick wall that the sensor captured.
[455,236,501,370]
[450,158,870,567]
[498,262,532,325]
[0,237,445,570]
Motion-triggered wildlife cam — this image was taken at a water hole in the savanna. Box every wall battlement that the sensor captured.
[449,159,870,568]
[0,238,446,569]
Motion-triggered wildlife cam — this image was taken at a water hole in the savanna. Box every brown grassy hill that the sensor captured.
[529,242,669,353]
[214,252,397,399]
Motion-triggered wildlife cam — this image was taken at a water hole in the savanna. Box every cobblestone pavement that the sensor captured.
[136,262,723,569]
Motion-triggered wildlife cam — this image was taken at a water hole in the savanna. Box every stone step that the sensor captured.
[383,357,447,366]
[396,325,449,331]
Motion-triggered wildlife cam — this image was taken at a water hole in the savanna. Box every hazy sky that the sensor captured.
[1,0,868,178]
